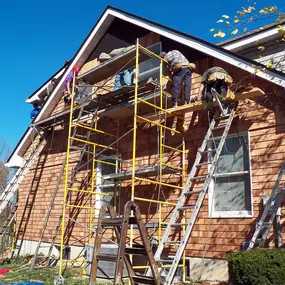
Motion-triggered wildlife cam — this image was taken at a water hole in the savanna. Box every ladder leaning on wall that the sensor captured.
[0,127,50,255]
[146,97,237,284]
[247,162,285,249]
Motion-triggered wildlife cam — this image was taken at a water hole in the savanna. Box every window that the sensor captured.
[138,42,161,83]
[208,133,253,218]
[95,157,120,214]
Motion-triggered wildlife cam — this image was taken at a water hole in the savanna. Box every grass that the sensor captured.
[0,255,111,285]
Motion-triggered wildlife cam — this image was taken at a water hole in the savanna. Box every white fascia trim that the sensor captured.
[25,67,66,104]
[223,24,285,51]
[33,11,110,125]
[108,9,285,87]
[5,153,23,168]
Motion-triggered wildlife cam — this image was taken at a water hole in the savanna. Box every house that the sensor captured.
[3,6,285,283]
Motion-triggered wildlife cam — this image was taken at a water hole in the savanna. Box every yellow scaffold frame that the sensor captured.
[58,40,187,282]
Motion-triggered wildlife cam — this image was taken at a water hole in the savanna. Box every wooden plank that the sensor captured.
[78,47,151,85]
[141,87,265,122]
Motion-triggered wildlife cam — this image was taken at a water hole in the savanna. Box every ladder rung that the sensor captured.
[184,190,202,196]
[95,253,117,262]
[198,149,216,154]
[171,223,188,227]
[101,217,137,227]
[191,175,207,180]
[212,124,227,130]
[164,241,182,244]
[196,162,211,167]
[262,222,271,228]
[215,114,230,120]
[125,247,146,255]
[179,206,195,211]
[132,275,156,285]
[207,136,222,141]
[159,259,174,263]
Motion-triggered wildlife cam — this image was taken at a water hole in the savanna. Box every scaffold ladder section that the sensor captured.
[146,104,237,285]
[30,85,102,269]
[248,162,285,249]
[0,129,49,216]
[89,201,161,285]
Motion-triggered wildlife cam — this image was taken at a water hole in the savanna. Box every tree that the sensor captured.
[211,1,285,72]
[0,139,12,195]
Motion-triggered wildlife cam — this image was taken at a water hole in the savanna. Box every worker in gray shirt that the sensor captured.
[160,50,196,107]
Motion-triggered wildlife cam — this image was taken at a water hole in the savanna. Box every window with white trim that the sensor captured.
[208,133,253,218]
[96,157,120,214]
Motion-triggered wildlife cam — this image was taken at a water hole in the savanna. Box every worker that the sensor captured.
[47,77,58,96]
[30,103,40,119]
[198,67,233,116]
[160,50,196,107]
[63,65,80,107]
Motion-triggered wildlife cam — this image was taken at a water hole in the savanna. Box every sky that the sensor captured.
[0,0,284,153]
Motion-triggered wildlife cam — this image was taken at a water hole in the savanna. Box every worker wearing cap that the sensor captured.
[63,65,80,107]
[198,67,233,115]
[30,103,40,119]
[160,50,196,107]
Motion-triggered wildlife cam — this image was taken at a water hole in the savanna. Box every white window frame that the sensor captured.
[208,132,253,218]
[95,156,120,216]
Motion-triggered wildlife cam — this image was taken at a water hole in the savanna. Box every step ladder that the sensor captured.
[89,201,161,285]
[146,102,237,284]
[0,128,49,217]
[247,162,285,249]
[30,95,101,270]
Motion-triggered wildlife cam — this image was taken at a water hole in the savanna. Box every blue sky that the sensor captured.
[0,0,284,152]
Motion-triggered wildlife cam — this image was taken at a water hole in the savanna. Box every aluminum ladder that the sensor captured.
[146,102,237,284]
[0,129,49,217]
[247,162,285,249]
[89,201,161,285]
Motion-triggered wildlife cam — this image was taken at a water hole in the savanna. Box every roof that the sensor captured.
[6,6,285,167]
[220,18,285,52]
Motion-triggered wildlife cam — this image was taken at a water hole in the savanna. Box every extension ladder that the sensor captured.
[0,205,17,249]
[89,201,160,285]
[247,162,285,249]
[146,101,237,284]
[0,128,49,216]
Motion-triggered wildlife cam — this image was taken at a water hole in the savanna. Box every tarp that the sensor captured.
[0,282,44,285]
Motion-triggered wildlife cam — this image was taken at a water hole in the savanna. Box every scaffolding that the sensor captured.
[21,41,188,282]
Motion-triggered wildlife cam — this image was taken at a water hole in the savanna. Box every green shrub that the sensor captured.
[228,248,285,285]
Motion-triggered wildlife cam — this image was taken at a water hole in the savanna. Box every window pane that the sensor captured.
[214,135,249,174]
[101,186,116,207]
[101,159,117,186]
[214,174,251,212]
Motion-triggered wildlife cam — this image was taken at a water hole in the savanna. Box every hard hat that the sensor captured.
[72,65,80,72]
[188,63,196,71]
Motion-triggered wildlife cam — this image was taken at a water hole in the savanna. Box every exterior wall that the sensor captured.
[16,33,285,281]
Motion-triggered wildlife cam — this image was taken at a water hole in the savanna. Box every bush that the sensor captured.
[228,248,285,285]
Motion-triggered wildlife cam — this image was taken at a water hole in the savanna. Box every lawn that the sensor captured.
[0,256,92,285]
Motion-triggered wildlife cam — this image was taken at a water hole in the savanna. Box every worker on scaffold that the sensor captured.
[160,50,196,107]
[62,65,80,108]
[198,66,233,118]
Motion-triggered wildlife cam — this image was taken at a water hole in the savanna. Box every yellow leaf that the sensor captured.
[262,67,267,71]
[226,21,231,26]
[259,9,265,13]
[210,28,215,32]
[267,62,273,68]
[222,15,230,18]
[231,29,239,35]
[217,19,224,23]
[214,30,226,38]
[234,16,239,23]
[258,46,265,51]
[255,69,261,73]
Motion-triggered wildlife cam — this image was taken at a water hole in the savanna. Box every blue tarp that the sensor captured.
[1,282,44,285]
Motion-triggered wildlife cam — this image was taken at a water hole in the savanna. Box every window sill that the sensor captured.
[209,211,253,218]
